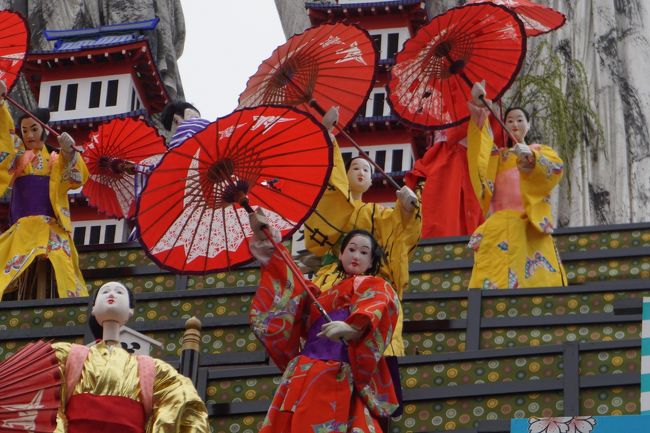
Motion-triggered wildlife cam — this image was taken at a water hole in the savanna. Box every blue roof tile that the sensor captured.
[44,18,160,41]
[306,0,422,11]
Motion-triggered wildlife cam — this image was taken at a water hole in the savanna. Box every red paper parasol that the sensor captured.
[136,105,333,274]
[0,341,61,433]
[387,2,527,130]
[0,10,28,91]
[467,0,566,37]
[82,117,167,219]
[238,22,377,130]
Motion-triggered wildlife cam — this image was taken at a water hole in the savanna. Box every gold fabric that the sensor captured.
[53,342,210,433]
[304,140,422,356]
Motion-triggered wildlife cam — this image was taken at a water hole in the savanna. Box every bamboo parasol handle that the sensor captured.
[239,198,333,323]
[3,94,84,152]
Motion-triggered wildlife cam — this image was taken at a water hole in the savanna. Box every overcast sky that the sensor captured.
[178,2,287,120]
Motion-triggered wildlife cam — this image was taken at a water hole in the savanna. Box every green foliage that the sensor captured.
[505,41,603,167]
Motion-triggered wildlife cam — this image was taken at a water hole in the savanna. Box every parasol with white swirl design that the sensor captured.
[136,105,333,274]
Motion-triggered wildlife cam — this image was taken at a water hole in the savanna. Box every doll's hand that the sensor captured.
[513,142,535,171]
[247,208,280,265]
[396,186,418,213]
[513,142,533,159]
[471,80,486,105]
[321,106,339,133]
[317,320,362,342]
[57,132,76,155]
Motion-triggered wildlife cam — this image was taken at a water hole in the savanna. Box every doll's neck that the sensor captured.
[102,320,121,344]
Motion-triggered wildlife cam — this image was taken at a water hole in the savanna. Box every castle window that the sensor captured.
[89,81,102,108]
[89,226,101,244]
[391,149,403,172]
[372,92,385,117]
[73,226,86,245]
[375,150,386,170]
[73,219,128,245]
[372,34,382,54]
[106,79,119,107]
[64,83,78,111]
[387,33,399,59]
[104,224,116,243]
[48,85,61,112]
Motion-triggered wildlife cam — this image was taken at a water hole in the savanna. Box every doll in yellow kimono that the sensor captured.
[303,107,421,357]
[466,81,567,289]
[0,80,89,299]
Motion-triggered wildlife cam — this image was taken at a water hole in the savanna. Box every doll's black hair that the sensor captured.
[336,229,386,276]
[505,106,530,121]
[88,283,136,340]
[344,155,374,174]
[160,101,200,131]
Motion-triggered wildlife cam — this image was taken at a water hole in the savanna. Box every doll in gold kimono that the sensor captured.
[52,281,210,433]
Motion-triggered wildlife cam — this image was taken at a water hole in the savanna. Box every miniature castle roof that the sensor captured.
[42,18,160,51]
[23,17,168,115]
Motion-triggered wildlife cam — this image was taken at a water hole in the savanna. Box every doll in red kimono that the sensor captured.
[247,211,400,433]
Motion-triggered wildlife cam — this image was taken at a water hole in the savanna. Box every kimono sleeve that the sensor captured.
[520,144,564,197]
[147,359,210,433]
[55,151,89,190]
[372,196,422,296]
[0,101,17,196]
[520,145,564,234]
[466,104,500,216]
[249,243,315,371]
[303,138,355,257]
[345,276,399,387]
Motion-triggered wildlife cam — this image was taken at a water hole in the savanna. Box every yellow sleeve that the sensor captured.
[148,359,210,433]
[49,152,89,233]
[303,138,355,257]
[520,145,564,233]
[0,101,17,196]
[372,199,421,297]
[520,144,564,197]
[54,151,89,190]
[466,116,500,217]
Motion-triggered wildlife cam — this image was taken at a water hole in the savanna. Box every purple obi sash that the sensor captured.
[302,309,350,363]
[10,175,55,224]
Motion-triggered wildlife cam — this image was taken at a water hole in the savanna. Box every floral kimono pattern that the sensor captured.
[249,244,400,433]
[466,106,567,289]
[0,102,89,299]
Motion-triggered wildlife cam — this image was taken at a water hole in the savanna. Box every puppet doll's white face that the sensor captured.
[505,108,530,144]
[347,158,372,196]
[338,234,373,275]
[92,282,133,327]
[20,118,46,150]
